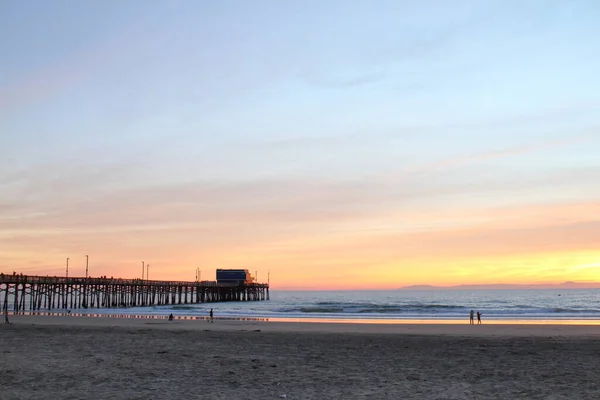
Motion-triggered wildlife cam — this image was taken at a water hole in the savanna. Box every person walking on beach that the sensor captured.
[168,313,174,321]
[469,310,474,325]
[209,308,214,323]
[476,311,482,324]
[4,308,9,324]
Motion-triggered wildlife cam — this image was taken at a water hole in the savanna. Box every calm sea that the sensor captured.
[44,289,600,323]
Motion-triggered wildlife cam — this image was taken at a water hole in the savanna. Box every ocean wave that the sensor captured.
[299,307,345,313]
[551,307,600,313]
[314,301,465,309]
[277,302,600,316]
[287,303,468,314]
[169,305,200,310]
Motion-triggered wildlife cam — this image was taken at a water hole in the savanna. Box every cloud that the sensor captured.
[2,153,600,237]
[570,263,600,272]
[395,132,600,176]
[296,2,505,91]
[254,107,599,152]
[301,71,386,89]
[266,219,600,262]
[2,163,599,267]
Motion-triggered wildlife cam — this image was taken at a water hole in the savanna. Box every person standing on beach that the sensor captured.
[209,308,214,323]
[469,310,474,325]
[4,309,9,324]
[477,311,482,324]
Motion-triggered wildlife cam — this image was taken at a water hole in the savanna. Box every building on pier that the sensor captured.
[216,269,255,285]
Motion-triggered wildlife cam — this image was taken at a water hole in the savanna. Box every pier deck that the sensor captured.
[0,274,269,312]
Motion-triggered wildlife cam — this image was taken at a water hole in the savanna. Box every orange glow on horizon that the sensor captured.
[2,199,599,290]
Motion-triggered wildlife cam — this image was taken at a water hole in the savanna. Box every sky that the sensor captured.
[1,1,600,289]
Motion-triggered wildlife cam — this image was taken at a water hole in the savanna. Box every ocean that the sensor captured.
[30,289,600,323]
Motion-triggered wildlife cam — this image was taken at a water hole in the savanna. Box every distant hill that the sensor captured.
[399,281,600,290]
[399,285,439,290]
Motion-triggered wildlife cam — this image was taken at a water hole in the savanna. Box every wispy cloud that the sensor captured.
[398,132,600,175]
[254,108,599,151]
[571,263,600,272]
[301,71,386,89]
[297,2,503,91]
[3,152,600,238]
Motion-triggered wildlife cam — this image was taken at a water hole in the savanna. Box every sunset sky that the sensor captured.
[1,1,599,289]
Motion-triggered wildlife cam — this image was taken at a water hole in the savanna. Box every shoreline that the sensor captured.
[6,310,600,325]
[5,313,600,336]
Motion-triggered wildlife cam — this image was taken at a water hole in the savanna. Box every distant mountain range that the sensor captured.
[399,281,600,290]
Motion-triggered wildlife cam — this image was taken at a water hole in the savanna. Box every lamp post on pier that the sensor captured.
[80,255,89,309]
[142,261,145,280]
[66,258,69,278]
[146,264,150,281]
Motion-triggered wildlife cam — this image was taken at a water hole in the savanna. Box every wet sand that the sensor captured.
[2,316,600,399]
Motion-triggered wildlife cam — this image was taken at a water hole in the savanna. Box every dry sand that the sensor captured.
[2,316,600,399]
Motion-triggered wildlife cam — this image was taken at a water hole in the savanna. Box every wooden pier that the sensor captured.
[0,274,269,312]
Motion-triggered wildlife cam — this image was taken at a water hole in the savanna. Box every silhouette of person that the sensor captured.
[469,310,474,325]
[209,308,214,323]
[477,311,482,324]
[168,313,174,321]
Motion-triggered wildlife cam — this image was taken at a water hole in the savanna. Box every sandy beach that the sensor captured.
[2,316,600,399]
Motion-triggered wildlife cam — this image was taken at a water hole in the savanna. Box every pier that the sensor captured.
[0,274,269,312]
